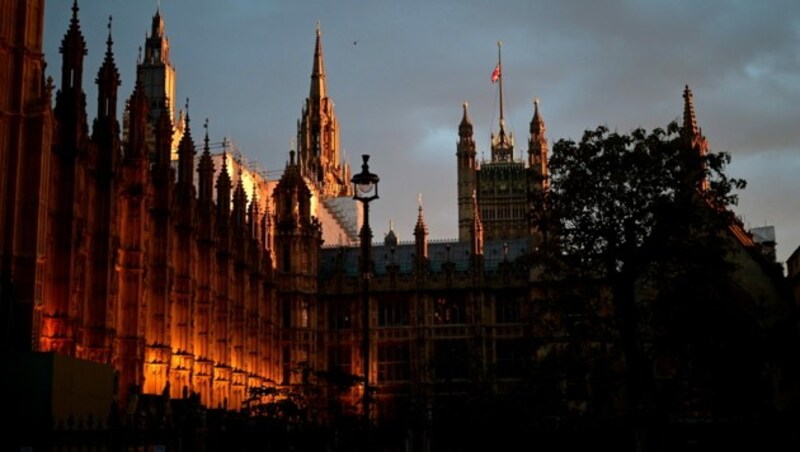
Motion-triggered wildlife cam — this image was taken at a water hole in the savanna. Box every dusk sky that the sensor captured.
[44,1,800,264]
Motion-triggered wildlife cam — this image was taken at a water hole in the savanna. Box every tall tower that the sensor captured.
[527,98,548,247]
[139,8,175,124]
[457,43,549,242]
[475,42,527,241]
[134,7,184,157]
[296,23,352,199]
[0,0,53,351]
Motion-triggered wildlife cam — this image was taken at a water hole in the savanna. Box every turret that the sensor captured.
[177,99,196,197]
[216,149,233,221]
[680,85,710,193]
[93,15,121,175]
[527,98,548,180]
[94,16,120,135]
[197,120,215,205]
[457,102,477,242]
[384,220,399,248]
[249,189,261,242]
[232,171,248,229]
[414,194,429,272]
[58,0,87,96]
[272,148,321,274]
[55,0,89,153]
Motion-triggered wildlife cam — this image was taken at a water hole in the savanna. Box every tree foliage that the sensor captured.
[541,121,745,278]
[529,121,796,447]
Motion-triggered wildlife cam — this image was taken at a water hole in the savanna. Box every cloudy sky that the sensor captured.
[44,0,800,264]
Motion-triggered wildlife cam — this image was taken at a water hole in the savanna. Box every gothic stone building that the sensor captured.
[1,2,794,439]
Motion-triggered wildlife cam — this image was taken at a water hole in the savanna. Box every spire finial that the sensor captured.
[531,95,545,135]
[102,15,116,63]
[184,97,190,124]
[415,192,427,235]
[222,138,229,168]
[72,0,79,22]
[311,21,326,99]
[107,15,113,46]
[203,118,210,151]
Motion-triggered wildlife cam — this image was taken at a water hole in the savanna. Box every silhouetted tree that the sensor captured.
[534,121,764,447]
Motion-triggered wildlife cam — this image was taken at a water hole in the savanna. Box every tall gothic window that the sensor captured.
[495,291,521,324]
[328,345,352,374]
[329,301,352,330]
[300,301,309,328]
[378,295,409,327]
[496,338,524,379]
[282,346,291,384]
[434,293,466,325]
[434,339,469,380]
[282,299,291,328]
[378,342,411,382]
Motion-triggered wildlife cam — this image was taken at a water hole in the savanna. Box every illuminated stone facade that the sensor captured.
[0,0,53,352]
[11,3,358,410]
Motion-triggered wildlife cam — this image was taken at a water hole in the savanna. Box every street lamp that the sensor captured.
[351,154,379,428]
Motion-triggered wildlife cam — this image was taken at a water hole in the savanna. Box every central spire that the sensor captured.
[296,22,352,198]
[310,20,326,100]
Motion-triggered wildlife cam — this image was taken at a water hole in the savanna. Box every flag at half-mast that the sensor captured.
[491,63,501,83]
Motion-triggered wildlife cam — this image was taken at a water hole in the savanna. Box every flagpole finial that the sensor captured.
[497,40,503,48]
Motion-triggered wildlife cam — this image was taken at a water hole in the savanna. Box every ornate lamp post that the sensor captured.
[351,154,379,428]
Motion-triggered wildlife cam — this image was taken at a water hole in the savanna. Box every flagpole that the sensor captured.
[498,40,504,130]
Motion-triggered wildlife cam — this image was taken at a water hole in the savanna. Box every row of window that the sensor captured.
[327,294,522,330]
[480,206,526,221]
[326,339,525,382]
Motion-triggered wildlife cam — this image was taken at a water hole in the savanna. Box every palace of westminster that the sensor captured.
[2,1,797,429]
